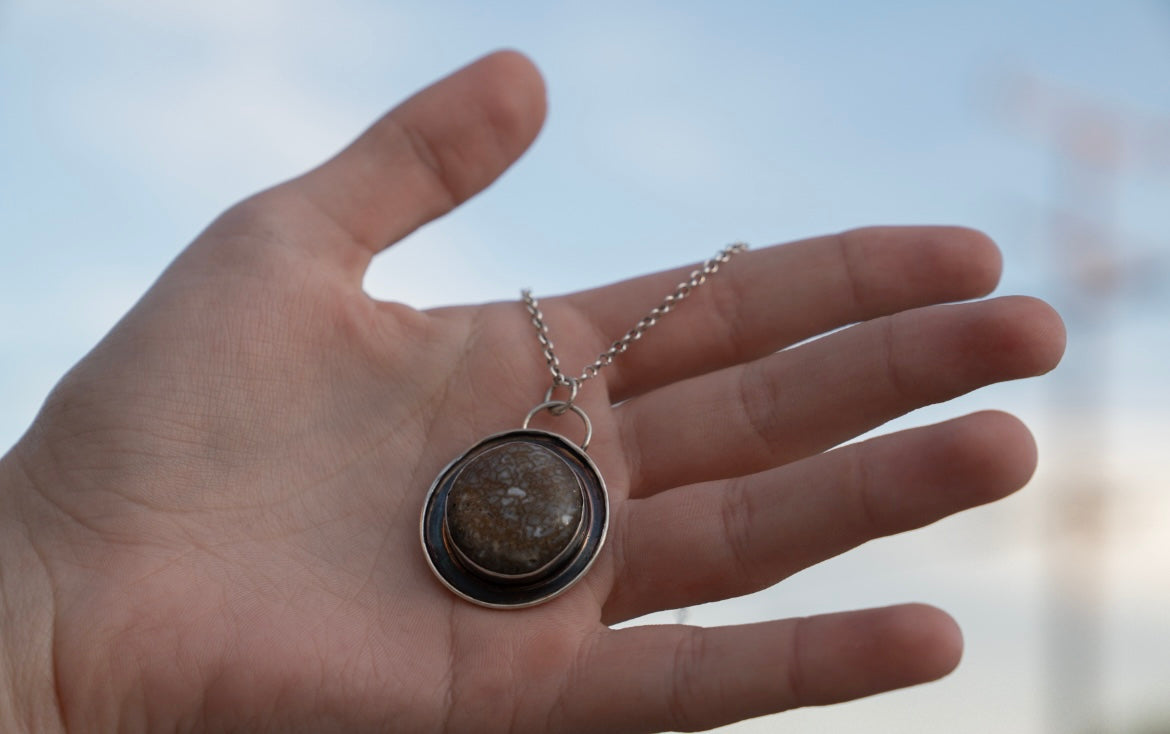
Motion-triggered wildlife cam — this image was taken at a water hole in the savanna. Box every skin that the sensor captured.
[0,51,1065,733]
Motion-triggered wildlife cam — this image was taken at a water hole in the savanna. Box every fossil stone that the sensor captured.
[445,440,585,578]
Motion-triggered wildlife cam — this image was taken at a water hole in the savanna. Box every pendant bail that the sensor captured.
[522,400,593,451]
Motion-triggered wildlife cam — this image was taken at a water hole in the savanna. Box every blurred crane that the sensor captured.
[999,73,1169,734]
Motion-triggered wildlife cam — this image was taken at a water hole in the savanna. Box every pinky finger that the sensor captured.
[564,604,962,733]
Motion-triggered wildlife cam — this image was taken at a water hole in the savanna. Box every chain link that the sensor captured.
[522,242,748,403]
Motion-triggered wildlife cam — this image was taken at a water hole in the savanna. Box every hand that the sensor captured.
[0,51,1064,733]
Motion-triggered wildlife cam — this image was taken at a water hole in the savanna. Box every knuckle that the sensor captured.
[211,193,287,242]
[198,192,307,272]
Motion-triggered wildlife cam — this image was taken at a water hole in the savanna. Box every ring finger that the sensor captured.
[603,410,1037,623]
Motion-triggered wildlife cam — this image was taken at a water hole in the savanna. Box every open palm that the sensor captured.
[2,52,1064,733]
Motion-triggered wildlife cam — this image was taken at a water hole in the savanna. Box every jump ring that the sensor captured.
[543,377,580,413]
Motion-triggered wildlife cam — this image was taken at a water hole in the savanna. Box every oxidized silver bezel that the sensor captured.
[420,428,608,609]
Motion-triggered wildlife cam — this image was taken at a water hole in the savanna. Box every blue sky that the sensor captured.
[2,1,1169,731]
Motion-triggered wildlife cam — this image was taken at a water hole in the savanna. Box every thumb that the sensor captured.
[283,50,547,269]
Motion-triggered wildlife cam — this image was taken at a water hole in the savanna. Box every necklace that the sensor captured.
[420,243,748,608]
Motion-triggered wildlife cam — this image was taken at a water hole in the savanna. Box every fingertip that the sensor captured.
[883,225,1001,298]
[1020,296,1068,374]
[1019,295,1067,373]
[961,295,1067,382]
[946,226,1003,298]
[909,225,1004,300]
[795,603,965,706]
[836,225,1004,309]
[479,48,547,102]
[469,49,548,146]
[885,603,964,683]
[938,410,1039,504]
[977,410,1039,489]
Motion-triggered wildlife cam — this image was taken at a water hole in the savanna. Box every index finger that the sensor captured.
[551,226,1002,401]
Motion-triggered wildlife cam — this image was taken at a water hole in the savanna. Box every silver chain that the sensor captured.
[522,242,748,405]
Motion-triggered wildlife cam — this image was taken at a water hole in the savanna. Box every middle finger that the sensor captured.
[616,295,1063,498]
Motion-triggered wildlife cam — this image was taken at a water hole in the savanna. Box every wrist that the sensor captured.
[0,446,66,733]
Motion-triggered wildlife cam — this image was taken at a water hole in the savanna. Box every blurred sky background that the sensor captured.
[2,1,1169,732]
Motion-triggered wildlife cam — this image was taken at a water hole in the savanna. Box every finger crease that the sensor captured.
[737,360,781,462]
[847,443,884,535]
[783,615,809,707]
[705,269,750,365]
[669,627,708,731]
[602,503,636,622]
[617,411,649,498]
[835,229,870,313]
[389,117,460,213]
[879,315,915,404]
[720,476,760,592]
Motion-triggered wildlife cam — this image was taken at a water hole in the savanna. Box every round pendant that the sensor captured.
[420,428,608,608]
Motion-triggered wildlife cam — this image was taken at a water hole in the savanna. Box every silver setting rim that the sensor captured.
[420,428,609,609]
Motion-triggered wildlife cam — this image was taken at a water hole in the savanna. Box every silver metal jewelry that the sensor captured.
[420,243,748,608]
